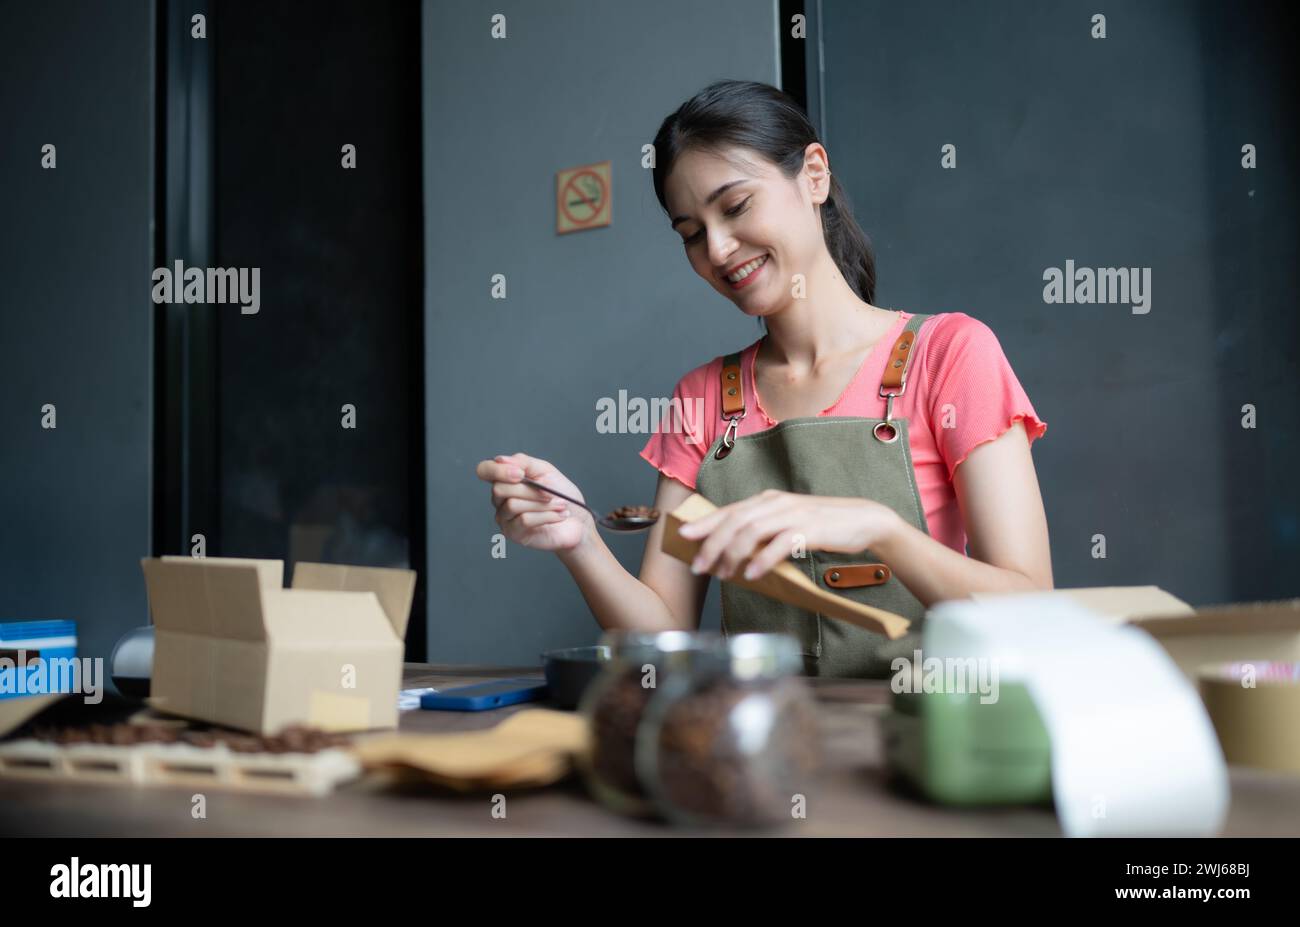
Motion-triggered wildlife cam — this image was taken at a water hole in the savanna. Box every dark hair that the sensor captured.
[651,79,876,308]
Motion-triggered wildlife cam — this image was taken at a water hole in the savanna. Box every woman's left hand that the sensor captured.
[677,489,901,581]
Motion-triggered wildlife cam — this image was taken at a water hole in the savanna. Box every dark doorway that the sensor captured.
[154,0,427,658]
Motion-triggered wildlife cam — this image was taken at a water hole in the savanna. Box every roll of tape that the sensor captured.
[1199,661,1300,773]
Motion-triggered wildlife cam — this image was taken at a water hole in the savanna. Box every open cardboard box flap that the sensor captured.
[290,561,415,640]
[971,585,1300,679]
[141,556,416,735]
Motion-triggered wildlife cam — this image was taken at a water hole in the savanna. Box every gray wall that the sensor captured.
[422,0,780,663]
[818,0,1298,607]
[0,2,155,666]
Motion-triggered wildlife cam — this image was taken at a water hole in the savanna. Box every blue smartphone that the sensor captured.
[419,677,549,711]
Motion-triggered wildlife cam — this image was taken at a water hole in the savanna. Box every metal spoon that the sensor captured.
[520,478,659,532]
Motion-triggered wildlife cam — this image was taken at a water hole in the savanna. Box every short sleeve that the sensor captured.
[638,361,715,490]
[922,313,1047,481]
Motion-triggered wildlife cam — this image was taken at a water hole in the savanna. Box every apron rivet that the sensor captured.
[875,568,885,580]
[727,371,737,380]
[893,359,903,368]
[829,571,840,582]
[727,387,737,396]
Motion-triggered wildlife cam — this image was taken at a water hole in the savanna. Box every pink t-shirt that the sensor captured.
[638,310,1047,554]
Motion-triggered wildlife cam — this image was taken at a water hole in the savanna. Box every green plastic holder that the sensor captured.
[883,681,1054,806]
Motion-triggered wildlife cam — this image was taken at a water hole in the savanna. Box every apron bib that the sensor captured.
[694,312,933,679]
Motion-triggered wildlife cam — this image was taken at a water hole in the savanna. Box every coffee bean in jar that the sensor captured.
[578,629,725,817]
[636,633,822,828]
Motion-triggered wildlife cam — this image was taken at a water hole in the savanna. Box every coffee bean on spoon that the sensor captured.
[609,504,659,521]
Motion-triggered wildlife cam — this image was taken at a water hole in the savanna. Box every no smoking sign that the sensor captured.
[555,160,611,234]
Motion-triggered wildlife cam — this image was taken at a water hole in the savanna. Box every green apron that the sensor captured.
[694,312,934,679]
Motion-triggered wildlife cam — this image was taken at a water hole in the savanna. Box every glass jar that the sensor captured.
[636,632,822,828]
[577,629,726,816]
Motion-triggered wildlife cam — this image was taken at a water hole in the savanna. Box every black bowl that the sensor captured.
[541,645,611,710]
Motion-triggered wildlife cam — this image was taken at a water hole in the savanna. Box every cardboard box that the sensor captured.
[0,694,65,740]
[1127,598,1300,680]
[973,586,1300,680]
[140,556,415,735]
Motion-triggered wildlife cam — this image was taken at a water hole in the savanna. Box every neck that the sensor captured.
[759,250,893,371]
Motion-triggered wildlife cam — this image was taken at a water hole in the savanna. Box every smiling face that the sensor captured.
[664,144,830,318]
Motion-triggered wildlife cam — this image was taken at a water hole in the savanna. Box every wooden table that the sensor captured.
[2,664,1297,837]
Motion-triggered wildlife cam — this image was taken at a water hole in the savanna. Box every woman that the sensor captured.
[476,80,1052,678]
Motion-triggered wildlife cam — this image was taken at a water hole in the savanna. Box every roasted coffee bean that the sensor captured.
[588,666,657,799]
[608,504,659,521]
[29,722,352,754]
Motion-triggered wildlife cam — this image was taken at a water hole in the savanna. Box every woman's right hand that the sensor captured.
[474,452,592,552]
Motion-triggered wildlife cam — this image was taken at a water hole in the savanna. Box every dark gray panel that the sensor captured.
[820,0,1298,605]
[0,1,155,667]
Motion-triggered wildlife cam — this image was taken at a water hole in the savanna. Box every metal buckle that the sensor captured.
[715,409,747,459]
[874,391,900,444]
